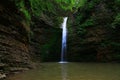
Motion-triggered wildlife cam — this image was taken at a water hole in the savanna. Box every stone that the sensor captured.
[0,73,6,79]
[0,63,5,67]
[9,67,29,72]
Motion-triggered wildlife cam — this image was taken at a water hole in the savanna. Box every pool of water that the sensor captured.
[8,62,120,80]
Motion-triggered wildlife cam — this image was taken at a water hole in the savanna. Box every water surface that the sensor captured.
[8,63,120,80]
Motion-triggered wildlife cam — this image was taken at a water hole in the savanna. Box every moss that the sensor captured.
[15,0,31,23]
[40,28,61,62]
[112,13,120,28]
[29,0,86,16]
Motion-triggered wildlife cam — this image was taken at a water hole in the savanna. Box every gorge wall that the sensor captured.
[67,0,120,62]
[0,1,34,78]
[0,1,62,79]
[0,0,120,79]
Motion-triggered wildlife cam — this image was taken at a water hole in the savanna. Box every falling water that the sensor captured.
[59,17,68,63]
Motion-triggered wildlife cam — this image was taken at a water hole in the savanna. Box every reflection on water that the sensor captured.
[61,63,68,80]
[7,63,120,80]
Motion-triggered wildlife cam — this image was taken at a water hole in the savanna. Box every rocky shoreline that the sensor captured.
[0,63,30,80]
[0,73,6,80]
[0,63,6,80]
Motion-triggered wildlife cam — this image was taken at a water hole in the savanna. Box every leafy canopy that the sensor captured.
[29,0,87,16]
[13,0,87,26]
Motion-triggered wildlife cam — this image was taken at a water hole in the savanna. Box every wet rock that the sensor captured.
[9,67,29,74]
[0,0,35,77]
[0,63,6,67]
[0,73,6,80]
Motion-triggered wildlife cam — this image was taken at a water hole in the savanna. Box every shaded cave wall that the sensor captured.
[30,17,61,62]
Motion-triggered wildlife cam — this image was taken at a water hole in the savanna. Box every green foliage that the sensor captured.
[55,0,87,11]
[115,0,120,6]
[110,41,120,61]
[67,0,120,62]
[12,0,32,42]
[15,0,31,23]
[112,13,120,28]
[29,0,87,17]
[76,18,95,35]
[80,18,95,28]
[85,0,100,10]
[30,0,54,17]
[40,28,61,61]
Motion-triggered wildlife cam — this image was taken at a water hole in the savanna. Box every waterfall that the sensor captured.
[59,17,68,63]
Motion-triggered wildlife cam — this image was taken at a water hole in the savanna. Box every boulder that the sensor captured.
[0,73,6,80]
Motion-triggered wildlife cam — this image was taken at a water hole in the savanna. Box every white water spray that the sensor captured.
[59,17,68,63]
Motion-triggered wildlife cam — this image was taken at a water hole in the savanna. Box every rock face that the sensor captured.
[67,26,111,62]
[0,0,34,76]
[30,18,61,62]
[0,73,6,80]
[0,1,62,76]
[67,1,120,62]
